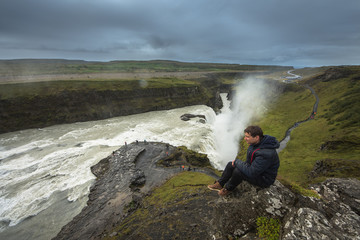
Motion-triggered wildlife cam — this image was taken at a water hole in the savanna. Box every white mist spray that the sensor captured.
[212,77,275,169]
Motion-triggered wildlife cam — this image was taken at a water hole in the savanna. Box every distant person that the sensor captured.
[208,126,280,196]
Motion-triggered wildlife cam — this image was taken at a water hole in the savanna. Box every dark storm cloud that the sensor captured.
[0,0,359,67]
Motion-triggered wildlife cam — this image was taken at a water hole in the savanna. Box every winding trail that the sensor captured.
[278,74,320,152]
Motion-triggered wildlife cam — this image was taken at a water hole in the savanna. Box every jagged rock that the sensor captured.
[129,169,146,187]
[180,113,206,122]
[198,118,206,124]
[210,181,296,238]
[210,178,360,239]
[54,142,179,240]
[283,178,360,240]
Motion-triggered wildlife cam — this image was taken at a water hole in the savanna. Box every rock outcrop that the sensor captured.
[180,113,206,122]
[282,178,360,239]
[54,143,360,240]
[53,142,179,240]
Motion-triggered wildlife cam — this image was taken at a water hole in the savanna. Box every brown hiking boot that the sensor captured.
[207,181,222,191]
[218,188,232,196]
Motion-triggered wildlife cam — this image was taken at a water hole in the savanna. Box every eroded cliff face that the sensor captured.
[0,85,221,133]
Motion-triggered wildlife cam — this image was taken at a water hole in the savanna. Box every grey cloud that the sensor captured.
[0,0,359,66]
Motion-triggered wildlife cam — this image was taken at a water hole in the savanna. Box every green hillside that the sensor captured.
[255,66,360,187]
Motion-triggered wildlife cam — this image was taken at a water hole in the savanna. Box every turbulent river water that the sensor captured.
[0,102,226,240]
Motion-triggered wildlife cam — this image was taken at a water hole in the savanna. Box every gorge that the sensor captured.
[1,61,359,239]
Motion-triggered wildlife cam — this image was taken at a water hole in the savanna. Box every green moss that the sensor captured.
[256,216,281,240]
[279,178,321,199]
[146,171,214,206]
[177,146,211,167]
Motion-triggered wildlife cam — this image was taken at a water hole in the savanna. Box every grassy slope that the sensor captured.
[256,66,360,186]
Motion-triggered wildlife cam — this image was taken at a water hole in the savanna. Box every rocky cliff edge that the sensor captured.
[53,142,360,240]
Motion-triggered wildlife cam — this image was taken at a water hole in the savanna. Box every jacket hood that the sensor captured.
[256,135,280,149]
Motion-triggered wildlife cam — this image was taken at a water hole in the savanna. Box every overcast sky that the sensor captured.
[0,0,359,67]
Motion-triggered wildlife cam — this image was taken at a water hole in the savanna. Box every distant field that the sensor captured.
[0,59,293,100]
[0,59,291,76]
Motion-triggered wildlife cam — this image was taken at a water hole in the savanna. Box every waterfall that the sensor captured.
[210,77,276,169]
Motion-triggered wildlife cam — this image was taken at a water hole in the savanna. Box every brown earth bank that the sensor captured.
[0,84,222,134]
[54,142,360,240]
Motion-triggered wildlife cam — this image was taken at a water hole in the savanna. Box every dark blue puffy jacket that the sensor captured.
[234,135,280,187]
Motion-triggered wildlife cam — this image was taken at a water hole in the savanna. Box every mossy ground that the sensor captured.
[104,171,217,240]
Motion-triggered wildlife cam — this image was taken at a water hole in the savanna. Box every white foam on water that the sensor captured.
[0,139,54,160]
[211,78,277,168]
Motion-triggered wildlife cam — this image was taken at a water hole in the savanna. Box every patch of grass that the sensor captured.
[278,176,321,199]
[145,171,214,206]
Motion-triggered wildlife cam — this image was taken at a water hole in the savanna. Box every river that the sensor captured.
[0,104,223,240]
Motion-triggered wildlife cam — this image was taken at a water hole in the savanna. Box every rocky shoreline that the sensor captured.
[53,142,360,240]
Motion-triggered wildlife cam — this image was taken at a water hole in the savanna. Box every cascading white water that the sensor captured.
[211,77,277,168]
